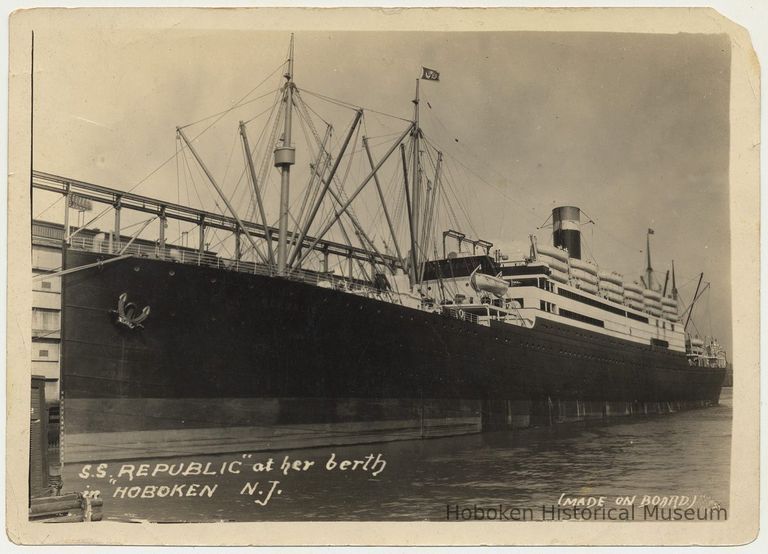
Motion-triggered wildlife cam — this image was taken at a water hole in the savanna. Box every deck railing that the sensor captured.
[66,236,391,299]
[66,237,507,327]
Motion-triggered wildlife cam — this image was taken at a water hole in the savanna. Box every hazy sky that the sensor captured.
[32,28,732,351]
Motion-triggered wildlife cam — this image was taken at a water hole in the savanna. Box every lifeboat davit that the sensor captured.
[470,266,509,297]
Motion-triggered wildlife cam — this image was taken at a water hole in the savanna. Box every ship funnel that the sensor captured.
[552,206,581,259]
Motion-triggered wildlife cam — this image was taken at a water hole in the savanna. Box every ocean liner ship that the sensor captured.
[49,37,727,463]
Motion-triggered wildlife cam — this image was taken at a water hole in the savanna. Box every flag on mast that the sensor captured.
[648,228,655,235]
[421,67,440,81]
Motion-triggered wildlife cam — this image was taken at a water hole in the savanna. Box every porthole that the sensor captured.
[133,266,140,272]
[168,270,175,276]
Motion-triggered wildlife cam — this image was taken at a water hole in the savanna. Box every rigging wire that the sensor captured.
[178,88,281,130]
[242,89,284,223]
[68,64,286,241]
[174,135,183,242]
[300,88,411,123]
[33,193,64,220]
[177,59,286,129]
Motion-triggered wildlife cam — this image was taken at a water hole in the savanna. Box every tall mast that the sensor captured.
[685,272,704,331]
[671,260,678,301]
[401,143,418,285]
[411,79,421,282]
[275,34,296,274]
[645,229,654,290]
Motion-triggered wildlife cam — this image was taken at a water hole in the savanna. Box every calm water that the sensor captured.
[65,389,731,522]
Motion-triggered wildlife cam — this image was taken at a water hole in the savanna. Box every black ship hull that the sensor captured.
[60,249,725,462]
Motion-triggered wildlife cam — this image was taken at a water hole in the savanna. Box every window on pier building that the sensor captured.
[32,308,59,334]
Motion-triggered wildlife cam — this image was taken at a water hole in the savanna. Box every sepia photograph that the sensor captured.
[6,6,761,547]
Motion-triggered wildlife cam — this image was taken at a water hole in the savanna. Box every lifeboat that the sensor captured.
[570,258,598,274]
[662,302,679,321]
[470,266,509,297]
[661,296,678,308]
[598,270,623,285]
[549,270,569,284]
[644,298,662,310]
[540,256,568,273]
[537,244,569,262]
[599,281,623,295]
[571,267,599,284]
[624,281,642,293]
[624,291,643,304]
[642,289,662,301]
[574,280,599,295]
[605,291,624,304]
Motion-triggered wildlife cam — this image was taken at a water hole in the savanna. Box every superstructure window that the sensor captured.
[626,311,649,324]
[539,300,556,313]
[509,278,538,287]
[538,278,555,292]
[558,288,625,317]
[559,308,604,328]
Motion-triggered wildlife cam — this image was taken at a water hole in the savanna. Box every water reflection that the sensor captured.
[65,389,731,522]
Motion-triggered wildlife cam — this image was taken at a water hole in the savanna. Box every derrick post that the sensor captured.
[158,206,167,259]
[235,230,241,264]
[112,195,122,254]
[198,216,205,264]
[62,183,71,246]
[275,35,296,275]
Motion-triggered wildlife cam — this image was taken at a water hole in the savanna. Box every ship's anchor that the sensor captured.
[112,292,150,329]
